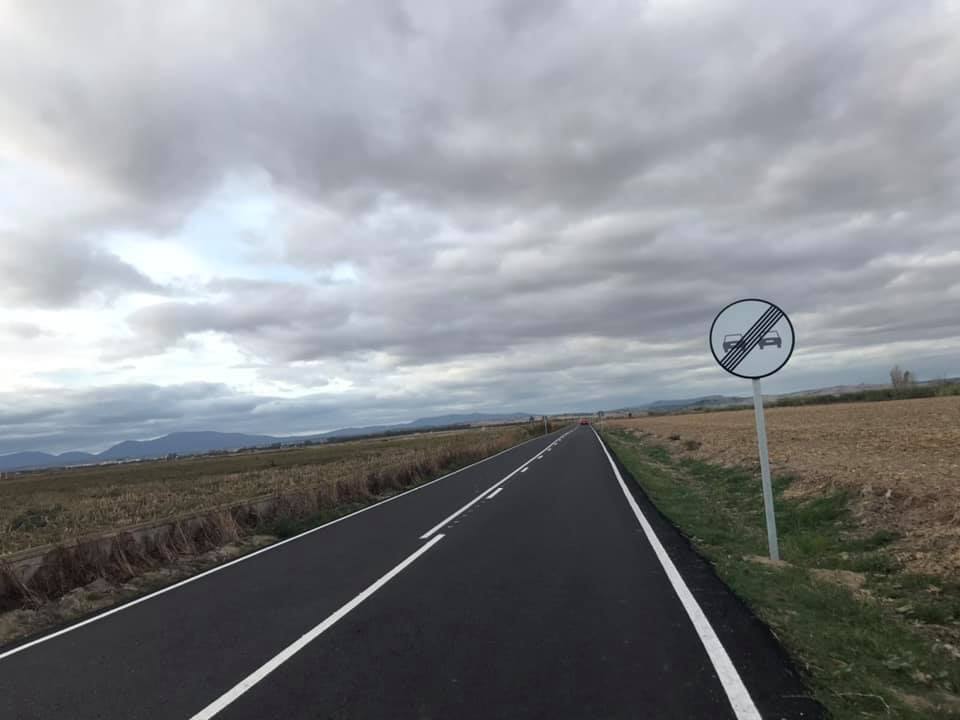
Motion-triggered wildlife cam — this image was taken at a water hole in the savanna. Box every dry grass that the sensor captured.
[611,395,960,577]
[0,427,529,556]
[0,534,278,647]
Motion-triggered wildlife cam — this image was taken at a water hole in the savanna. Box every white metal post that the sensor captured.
[752,379,780,561]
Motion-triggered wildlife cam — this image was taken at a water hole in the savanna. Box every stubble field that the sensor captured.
[0,426,532,556]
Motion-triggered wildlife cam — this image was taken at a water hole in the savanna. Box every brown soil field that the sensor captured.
[611,396,960,577]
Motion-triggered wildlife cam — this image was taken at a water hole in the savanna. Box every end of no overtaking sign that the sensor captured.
[709,298,795,562]
[709,298,795,380]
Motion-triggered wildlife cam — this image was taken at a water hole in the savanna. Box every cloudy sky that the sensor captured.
[1,0,959,453]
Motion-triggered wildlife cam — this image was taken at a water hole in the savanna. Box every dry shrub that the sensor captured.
[106,532,151,581]
[0,561,42,611]
[28,544,105,601]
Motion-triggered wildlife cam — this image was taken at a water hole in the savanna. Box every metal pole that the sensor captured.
[752,379,780,561]
[543,415,548,435]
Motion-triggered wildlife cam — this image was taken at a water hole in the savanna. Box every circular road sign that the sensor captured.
[709,298,795,380]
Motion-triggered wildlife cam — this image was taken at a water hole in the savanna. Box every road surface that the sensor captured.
[0,426,821,719]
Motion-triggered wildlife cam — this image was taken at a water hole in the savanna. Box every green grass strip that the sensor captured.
[605,429,960,719]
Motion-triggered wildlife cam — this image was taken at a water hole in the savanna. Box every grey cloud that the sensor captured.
[1,0,959,429]
[120,280,351,358]
[121,213,959,368]
[0,383,279,454]
[0,234,164,307]
[1,322,52,340]
[3,1,955,220]
[0,380,526,455]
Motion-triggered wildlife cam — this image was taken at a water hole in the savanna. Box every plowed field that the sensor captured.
[612,396,960,577]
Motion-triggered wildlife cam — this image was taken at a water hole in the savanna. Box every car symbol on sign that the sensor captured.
[723,331,783,353]
[722,334,746,352]
[758,330,782,349]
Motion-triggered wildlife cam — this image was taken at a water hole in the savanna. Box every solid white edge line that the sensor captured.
[0,429,562,663]
[592,429,762,720]
[486,488,504,499]
[418,429,574,540]
[189,533,446,720]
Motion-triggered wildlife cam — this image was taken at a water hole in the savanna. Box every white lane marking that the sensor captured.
[520,467,528,474]
[0,431,559,664]
[419,430,573,540]
[592,430,762,720]
[486,488,504,499]
[190,534,445,719]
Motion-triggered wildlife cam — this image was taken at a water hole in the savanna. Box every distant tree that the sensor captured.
[890,365,915,389]
[529,416,535,424]
[627,412,633,419]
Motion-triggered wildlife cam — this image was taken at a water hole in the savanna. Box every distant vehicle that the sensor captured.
[722,334,745,352]
[579,418,590,425]
[758,330,782,349]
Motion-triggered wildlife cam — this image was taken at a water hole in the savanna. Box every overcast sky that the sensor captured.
[1,0,959,453]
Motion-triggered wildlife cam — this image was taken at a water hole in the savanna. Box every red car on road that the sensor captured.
[579,418,590,425]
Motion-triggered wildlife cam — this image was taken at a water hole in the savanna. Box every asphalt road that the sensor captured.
[0,426,822,719]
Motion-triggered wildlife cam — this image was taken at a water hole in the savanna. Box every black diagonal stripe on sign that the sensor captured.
[719,306,779,369]
[720,305,779,367]
[721,310,784,372]
[722,309,783,372]
[721,308,782,370]
[721,307,784,372]
[727,310,783,371]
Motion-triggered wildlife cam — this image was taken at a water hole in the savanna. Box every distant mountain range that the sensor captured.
[641,394,752,412]
[10,377,955,473]
[0,413,530,472]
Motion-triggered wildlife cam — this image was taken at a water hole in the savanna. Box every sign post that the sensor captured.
[709,298,795,561]
[752,379,779,561]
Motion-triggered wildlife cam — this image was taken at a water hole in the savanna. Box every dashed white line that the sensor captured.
[520,467,529,473]
[190,534,446,719]
[486,488,504,499]
[419,430,573,540]
[420,456,538,537]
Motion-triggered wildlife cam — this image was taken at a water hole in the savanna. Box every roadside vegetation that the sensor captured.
[604,428,960,719]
